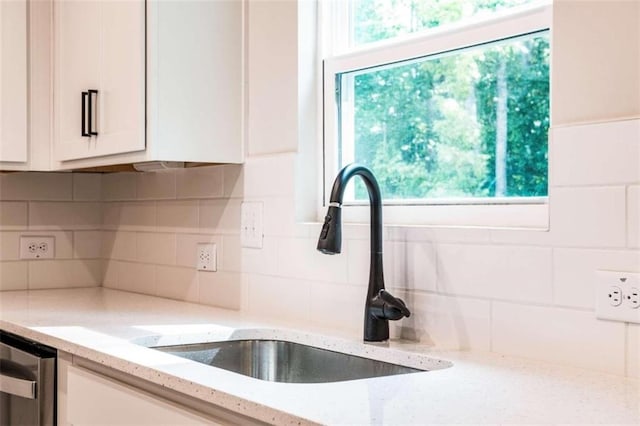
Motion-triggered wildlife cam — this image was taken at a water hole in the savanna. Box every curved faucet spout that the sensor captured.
[317,163,410,342]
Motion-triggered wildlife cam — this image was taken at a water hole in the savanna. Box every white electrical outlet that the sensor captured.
[20,236,55,259]
[596,271,640,324]
[196,243,217,271]
[608,286,623,306]
[240,201,263,249]
[626,287,640,309]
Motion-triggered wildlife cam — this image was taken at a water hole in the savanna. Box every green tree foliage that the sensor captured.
[343,0,549,200]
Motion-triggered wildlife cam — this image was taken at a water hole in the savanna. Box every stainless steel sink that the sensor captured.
[152,339,425,383]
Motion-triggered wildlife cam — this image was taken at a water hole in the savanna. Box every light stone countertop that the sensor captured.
[0,288,638,425]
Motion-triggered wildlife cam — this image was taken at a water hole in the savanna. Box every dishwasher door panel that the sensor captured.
[0,331,56,426]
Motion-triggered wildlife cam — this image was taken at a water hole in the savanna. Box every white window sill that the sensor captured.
[319,202,549,230]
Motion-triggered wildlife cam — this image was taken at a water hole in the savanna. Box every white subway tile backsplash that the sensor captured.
[136,171,176,200]
[220,235,240,272]
[176,166,224,199]
[102,203,121,229]
[0,172,72,201]
[136,232,176,265]
[156,265,198,303]
[347,239,377,287]
[309,282,363,333]
[239,237,278,275]
[73,231,103,259]
[116,202,156,231]
[262,197,308,237]
[492,302,626,375]
[242,154,296,198]
[29,202,102,230]
[341,224,372,241]
[390,291,491,351]
[156,200,199,233]
[0,261,28,291]
[277,237,348,284]
[0,232,19,260]
[198,199,241,234]
[102,260,120,289]
[346,239,405,288]
[102,173,137,201]
[405,241,437,292]
[29,259,102,289]
[0,202,28,230]
[385,241,407,288]
[628,185,640,248]
[117,262,156,295]
[246,274,311,323]
[437,244,553,304]
[550,119,640,186]
[553,248,640,309]
[198,271,241,310]
[73,173,102,201]
[491,187,627,248]
[102,231,136,261]
[627,324,639,378]
[548,186,627,248]
[49,231,73,259]
[222,164,244,199]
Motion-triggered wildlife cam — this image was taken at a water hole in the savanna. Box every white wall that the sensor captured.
[0,0,638,379]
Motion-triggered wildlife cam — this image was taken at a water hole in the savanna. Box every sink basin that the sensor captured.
[152,339,426,383]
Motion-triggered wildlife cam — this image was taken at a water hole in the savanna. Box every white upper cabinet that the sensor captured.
[54,0,145,161]
[0,0,28,164]
[0,0,51,171]
[53,0,244,169]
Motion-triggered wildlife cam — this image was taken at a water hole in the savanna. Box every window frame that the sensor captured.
[320,1,553,229]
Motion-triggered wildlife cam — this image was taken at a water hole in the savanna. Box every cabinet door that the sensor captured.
[0,0,28,163]
[54,0,145,162]
[95,0,145,158]
[67,366,221,425]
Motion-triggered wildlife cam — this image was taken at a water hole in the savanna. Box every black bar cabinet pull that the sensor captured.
[81,91,90,137]
[88,89,98,136]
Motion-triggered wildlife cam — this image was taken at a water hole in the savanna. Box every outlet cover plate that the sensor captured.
[241,201,263,249]
[197,243,217,272]
[20,235,55,259]
[595,271,640,324]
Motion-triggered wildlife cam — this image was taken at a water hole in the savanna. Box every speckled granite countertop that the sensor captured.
[1,288,638,425]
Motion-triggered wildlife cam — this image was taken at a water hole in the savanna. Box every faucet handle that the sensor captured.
[378,289,411,319]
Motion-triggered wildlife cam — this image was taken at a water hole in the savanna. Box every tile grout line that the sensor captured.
[489,300,494,353]
[623,322,629,377]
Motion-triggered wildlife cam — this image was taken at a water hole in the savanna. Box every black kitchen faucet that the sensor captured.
[317,163,411,342]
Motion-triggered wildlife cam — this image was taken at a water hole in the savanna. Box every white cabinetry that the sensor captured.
[53,0,244,169]
[0,0,51,171]
[66,365,221,425]
[0,0,27,163]
[54,0,145,161]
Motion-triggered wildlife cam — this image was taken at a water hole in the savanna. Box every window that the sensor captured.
[322,0,552,227]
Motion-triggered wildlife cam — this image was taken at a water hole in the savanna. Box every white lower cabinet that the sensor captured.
[66,365,221,426]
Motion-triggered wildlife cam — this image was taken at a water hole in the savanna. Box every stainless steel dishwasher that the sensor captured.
[0,330,56,426]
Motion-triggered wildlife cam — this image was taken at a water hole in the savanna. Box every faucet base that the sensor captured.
[364,316,390,342]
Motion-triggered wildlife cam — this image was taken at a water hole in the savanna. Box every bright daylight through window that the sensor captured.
[323,0,551,208]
